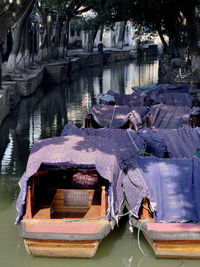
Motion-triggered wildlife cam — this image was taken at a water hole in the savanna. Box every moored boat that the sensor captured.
[85,104,149,130]
[124,156,200,258]
[16,134,126,258]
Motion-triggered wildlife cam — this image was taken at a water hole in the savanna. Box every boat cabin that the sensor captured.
[24,166,110,221]
[85,114,134,129]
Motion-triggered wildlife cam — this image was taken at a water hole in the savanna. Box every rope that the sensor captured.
[137,220,150,257]
[118,210,133,217]
[127,129,140,152]
[142,204,154,215]
[109,105,116,128]
[138,150,152,156]
[65,216,107,223]
[65,210,133,223]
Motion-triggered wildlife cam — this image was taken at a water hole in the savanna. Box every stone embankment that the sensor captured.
[0,50,136,127]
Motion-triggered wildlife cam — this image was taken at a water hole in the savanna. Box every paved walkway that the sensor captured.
[1,46,136,80]
[67,46,135,56]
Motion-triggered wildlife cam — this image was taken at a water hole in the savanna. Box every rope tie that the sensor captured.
[109,106,116,128]
[137,220,150,257]
[65,216,107,223]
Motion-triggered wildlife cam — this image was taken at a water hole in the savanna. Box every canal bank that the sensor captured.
[0,49,137,128]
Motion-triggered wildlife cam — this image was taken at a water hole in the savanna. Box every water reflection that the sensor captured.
[103,58,158,94]
[1,59,197,266]
[0,59,159,181]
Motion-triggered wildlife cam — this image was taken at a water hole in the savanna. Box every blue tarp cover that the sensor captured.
[134,157,200,222]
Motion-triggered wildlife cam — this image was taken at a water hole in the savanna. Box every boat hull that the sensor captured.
[24,238,99,258]
[143,232,200,259]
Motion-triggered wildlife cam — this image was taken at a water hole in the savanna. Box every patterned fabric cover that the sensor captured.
[133,83,190,95]
[106,90,144,107]
[138,127,200,158]
[150,104,190,129]
[153,127,200,158]
[87,104,149,129]
[133,83,192,107]
[138,127,169,158]
[16,125,146,223]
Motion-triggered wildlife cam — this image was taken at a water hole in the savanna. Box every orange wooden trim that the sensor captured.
[86,119,89,128]
[101,186,106,217]
[129,120,133,129]
[26,186,32,219]
[148,115,151,128]
[32,170,48,176]
[89,119,92,128]
[140,197,154,222]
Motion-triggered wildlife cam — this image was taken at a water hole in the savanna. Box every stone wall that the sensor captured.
[0,89,10,126]
[0,50,136,127]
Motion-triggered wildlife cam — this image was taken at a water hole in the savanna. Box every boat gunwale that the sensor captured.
[19,220,113,241]
[130,217,200,241]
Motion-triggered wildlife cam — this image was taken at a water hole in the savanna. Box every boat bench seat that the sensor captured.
[32,187,107,219]
[50,189,103,219]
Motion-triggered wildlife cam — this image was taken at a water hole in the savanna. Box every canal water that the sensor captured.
[0,58,199,267]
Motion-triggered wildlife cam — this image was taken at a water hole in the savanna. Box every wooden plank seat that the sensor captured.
[33,187,107,220]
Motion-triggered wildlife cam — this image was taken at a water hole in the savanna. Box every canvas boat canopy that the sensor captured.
[133,83,192,107]
[149,91,193,107]
[138,127,200,158]
[16,126,147,224]
[103,90,144,107]
[152,127,200,158]
[150,104,191,129]
[137,127,169,158]
[133,83,190,95]
[124,156,200,223]
[86,104,149,129]
[61,124,146,161]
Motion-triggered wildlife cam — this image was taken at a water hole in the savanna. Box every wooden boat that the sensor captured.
[130,198,200,259]
[18,168,114,258]
[85,104,148,130]
[16,134,123,258]
[146,104,200,129]
[125,156,200,259]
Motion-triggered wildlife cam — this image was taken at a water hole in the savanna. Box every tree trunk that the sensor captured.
[47,18,53,59]
[173,21,186,60]
[59,21,67,58]
[99,25,104,42]
[53,20,62,59]
[15,18,30,72]
[84,31,94,53]
[65,19,70,57]
[116,21,126,49]
[157,24,168,53]
[7,17,25,73]
[0,43,2,88]
[37,5,48,62]
[38,32,48,62]
[6,1,34,73]
[182,4,200,72]
[84,25,99,53]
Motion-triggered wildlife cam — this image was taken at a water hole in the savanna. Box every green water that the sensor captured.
[0,59,199,267]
